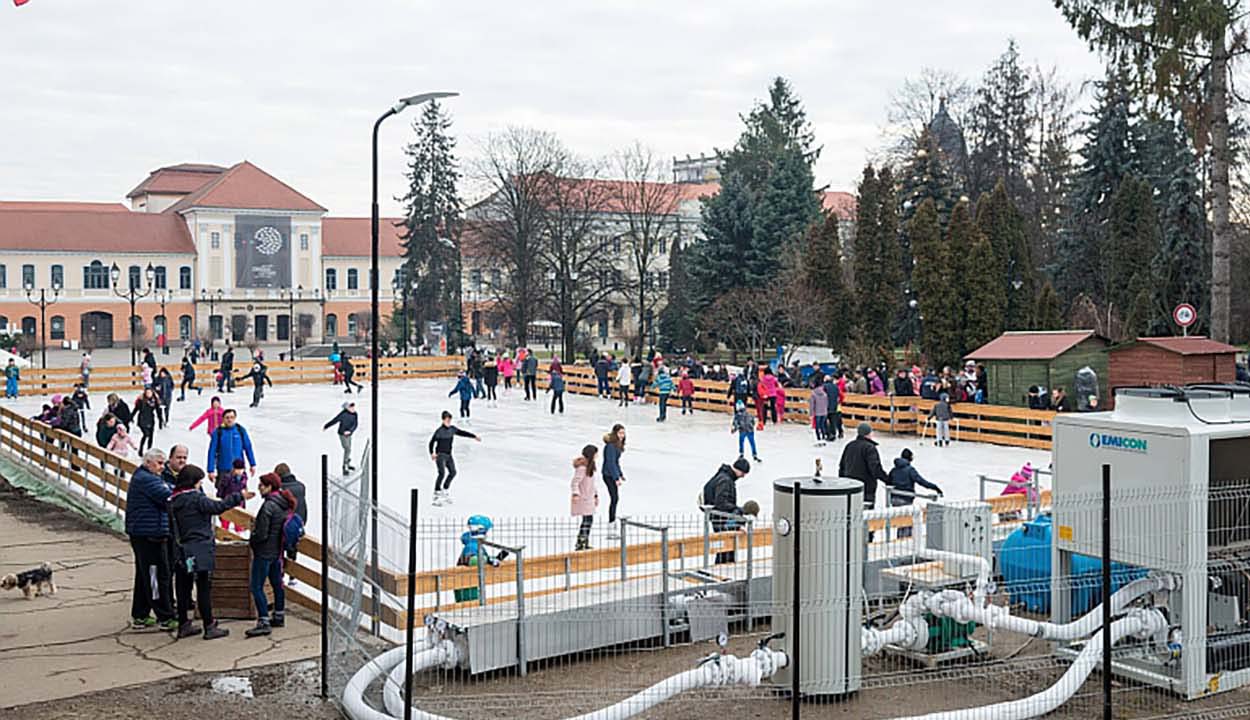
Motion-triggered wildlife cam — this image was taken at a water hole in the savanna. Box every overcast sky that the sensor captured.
[0,1,1107,216]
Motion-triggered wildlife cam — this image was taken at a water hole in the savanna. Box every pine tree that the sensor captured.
[691,169,753,305]
[1034,281,1064,330]
[875,166,905,347]
[851,164,880,295]
[967,40,1034,204]
[1105,176,1160,339]
[898,129,959,274]
[851,164,895,351]
[658,239,699,351]
[960,219,1006,353]
[794,211,851,349]
[1057,66,1136,306]
[749,144,822,281]
[398,100,463,348]
[909,199,960,366]
[975,181,1035,330]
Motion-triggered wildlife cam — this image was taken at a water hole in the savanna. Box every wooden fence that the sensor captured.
[15,354,464,397]
[540,364,1057,451]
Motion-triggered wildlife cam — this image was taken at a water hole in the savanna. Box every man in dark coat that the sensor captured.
[839,422,890,541]
[127,449,176,629]
[701,457,751,563]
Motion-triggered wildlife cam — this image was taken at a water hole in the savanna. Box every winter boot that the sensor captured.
[245,618,272,638]
[270,611,285,628]
[575,537,590,551]
[203,622,229,640]
[753,455,763,463]
[605,521,621,541]
[176,622,201,639]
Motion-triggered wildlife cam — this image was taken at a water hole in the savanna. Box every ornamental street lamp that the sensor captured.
[111,262,154,365]
[24,281,61,369]
[154,289,172,354]
[280,286,303,359]
[369,90,458,635]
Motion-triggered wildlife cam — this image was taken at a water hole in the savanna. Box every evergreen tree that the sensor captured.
[1030,70,1076,275]
[1136,118,1209,335]
[658,239,699,351]
[959,216,1006,353]
[898,129,959,275]
[398,100,463,348]
[851,164,894,350]
[851,164,880,295]
[975,181,1035,329]
[909,199,960,366]
[691,169,753,305]
[1104,176,1160,339]
[749,144,822,280]
[1034,280,1063,330]
[1056,66,1136,306]
[967,39,1034,204]
[875,166,905,347]
[794,211,851,349]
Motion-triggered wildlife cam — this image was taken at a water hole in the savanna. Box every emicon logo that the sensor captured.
[1089,433,1147,453]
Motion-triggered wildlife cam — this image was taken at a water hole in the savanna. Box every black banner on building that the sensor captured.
[234,215,291,288]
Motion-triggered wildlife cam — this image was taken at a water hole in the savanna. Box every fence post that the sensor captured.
[702,510,711,570]
[619,519,628,582]
[660,528,670,648]
[403,487,419,720]
[745,519,754,622]
[476,543,486,607]
[792,479,802,716]
[1101,463,1112,720]
[320,453,329,700]
[515,548,527,677]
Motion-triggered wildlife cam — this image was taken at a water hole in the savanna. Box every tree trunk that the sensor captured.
[1210,33,1232,342]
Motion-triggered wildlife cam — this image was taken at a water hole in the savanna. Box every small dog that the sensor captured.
[1,562,56,599]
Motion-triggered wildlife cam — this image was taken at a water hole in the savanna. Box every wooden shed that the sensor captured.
[1110,336,1239,392]
[965,330,1111,407]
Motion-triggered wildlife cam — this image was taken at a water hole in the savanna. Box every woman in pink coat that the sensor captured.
[570,444,599,551]
[758,368,781,426]
[498,354,515,392]
[189,396,225,435]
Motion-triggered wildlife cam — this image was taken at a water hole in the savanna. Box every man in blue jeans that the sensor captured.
[245,472,292,637]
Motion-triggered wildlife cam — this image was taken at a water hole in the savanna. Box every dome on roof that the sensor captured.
[926,96,967,184]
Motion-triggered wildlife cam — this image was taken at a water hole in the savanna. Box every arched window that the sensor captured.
[325,268,337,291]
[347,313,358,336]
[325,313,338,338]
[21,316,36,336]
[83,260,109,289]
[179,266,192,290]
[50,315,65,341]
[178,315,192,340]
[347,268,359,290]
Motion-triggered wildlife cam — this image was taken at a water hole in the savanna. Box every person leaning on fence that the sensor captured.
[886,448,942,539]
[127,448,177,631]
[839,422,889,542]
[701,457,751,564]
[5,358,19,399]
[169,463,253,640]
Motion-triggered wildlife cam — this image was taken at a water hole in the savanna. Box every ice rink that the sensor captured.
[10,377,1050,525]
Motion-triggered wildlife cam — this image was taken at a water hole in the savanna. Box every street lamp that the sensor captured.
[280,286,302,359]
[369,90,458,634]
[24,281,61,370]
[200,288,225,347]
[154,289,172,354]
[111,262,155,365]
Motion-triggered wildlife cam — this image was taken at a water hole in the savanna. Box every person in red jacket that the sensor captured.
[678,370,695,415]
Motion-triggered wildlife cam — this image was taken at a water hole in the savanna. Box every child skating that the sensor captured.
[449,371,474,419]
[570,444,599,551]
[732,400,761,463]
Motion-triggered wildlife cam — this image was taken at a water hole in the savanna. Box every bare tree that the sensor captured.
[613,143,682,359]
[537,152,624,362]
[875,67,973,169]
[701,286,817,362]
[471,127,563,348]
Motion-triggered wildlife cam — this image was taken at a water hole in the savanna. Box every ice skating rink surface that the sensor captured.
[14,377,1049,525]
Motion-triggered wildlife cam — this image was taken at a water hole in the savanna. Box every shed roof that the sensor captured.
[1132,336,1240,356]
[965,331,1107,361]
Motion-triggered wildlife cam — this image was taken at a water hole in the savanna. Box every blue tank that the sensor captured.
[998,515,1145,614]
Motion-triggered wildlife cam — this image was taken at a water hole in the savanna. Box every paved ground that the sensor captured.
[0,476,323,712]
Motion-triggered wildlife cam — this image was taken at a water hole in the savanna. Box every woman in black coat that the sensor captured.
[168,463,252,639]
[133,388,161,454]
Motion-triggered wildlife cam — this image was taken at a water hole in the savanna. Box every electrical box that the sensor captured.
[924,501,992,577]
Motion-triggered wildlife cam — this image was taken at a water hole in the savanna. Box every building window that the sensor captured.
[153,266,167,290]
[300,233,309,251]
[347,313,358,336]
[83,260,108,289]
[659,237,667,254]
[209,315,223,340]
[0,265,6,289]
[211,232,220,249]
[325,268,337,291]
[21,264,34,288]
[347,268,359,290]
[21,316,36,336]
[50,265,63,288]
[657,272,668,291]
[613,306,624,330]
[612,269,622,286]
[178,314,192,340]
[0,316,7,330]
[50,315,65,341]
[128,265,141,290]
[491,269,501,288]
[325,313,338,337]
[613,236,621,253]
[470,269,483,292]
[179,266,192,290]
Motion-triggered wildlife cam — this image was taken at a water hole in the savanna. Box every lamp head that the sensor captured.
[110,263,120,284]
[393,91,458,114]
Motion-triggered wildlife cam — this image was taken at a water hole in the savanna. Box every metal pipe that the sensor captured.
[619,518,628,581]
[1102,463,1112,720]
[745,517,754,622]
[368,105,395,637]
[320,453,329,699]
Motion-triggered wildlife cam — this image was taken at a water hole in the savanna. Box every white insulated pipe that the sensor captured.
[343,639,788,720]
[885,608,1168,720]
[863,592,930,656]
[915,549,992,605]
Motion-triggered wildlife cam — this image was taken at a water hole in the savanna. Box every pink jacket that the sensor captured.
[108,429,138,456]
[1003,464,1039,502]
[570,458,598,517]
[190,406,224,435]
[499,358,515,378]
[759,374,780,399]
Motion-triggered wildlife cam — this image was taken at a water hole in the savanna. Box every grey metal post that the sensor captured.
[515,548,527,677]
[745,518,754,621]
[563,557,571,591]
[791,479,802,714]
[403,487,419,720]
[619,519,628,582]
[433,575,441,612]
[660,528,670,648]
[702,510,711,569]
[476,543,486,607]
[883,487,893,542]
[319,454,329,700]
[1102,464,1112,720]
[978,474,986,502]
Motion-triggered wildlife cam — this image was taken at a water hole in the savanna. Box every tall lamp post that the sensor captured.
[24,281,61,370]
[392,275,414,356]
[280,286,303,359]
[154,289,172,354]
[111,262,154,366]
[201,288,225,359]
[369,90,458,635]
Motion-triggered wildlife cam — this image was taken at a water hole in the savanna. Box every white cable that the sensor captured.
[885,608,1168,720]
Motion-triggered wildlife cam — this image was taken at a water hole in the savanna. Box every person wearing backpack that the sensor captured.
[169,463,253,640]
[206,409,256,485]
[246,472,297,638]
[274,462,307,585]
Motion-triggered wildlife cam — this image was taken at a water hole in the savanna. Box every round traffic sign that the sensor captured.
[1173,303,1197,328]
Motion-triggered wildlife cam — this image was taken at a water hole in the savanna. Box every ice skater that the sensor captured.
[154,368,175,428]
[547,369,566,414]
[602,425,626,540]
[449,371,474,419]
[429,411,481,506]
[323,401,358,474]
[189,396,224,436]
[5,358,20,399]
[651,363,673,422]
[499,353,515,394]
[678,370,695,415]
[341,352,363,394]
[887,448,942,538]
[930,392,953,446]
[134,387,161,454]
[732,400,761,462]
[809,382,828,446]
[616,359,632,407]
[235,361,273,408]
[179,354,201,401]
[483,355,499,404]
[700,457,751,564]
[570,444,599,551]
[521,351,538,401]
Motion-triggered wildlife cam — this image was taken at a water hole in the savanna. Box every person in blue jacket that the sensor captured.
[651,363,674,422]
[450,371,474,419]
[547,369,566,414]
[206,408,256,485]
[886,447,943,538]
[126,448,177,630]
